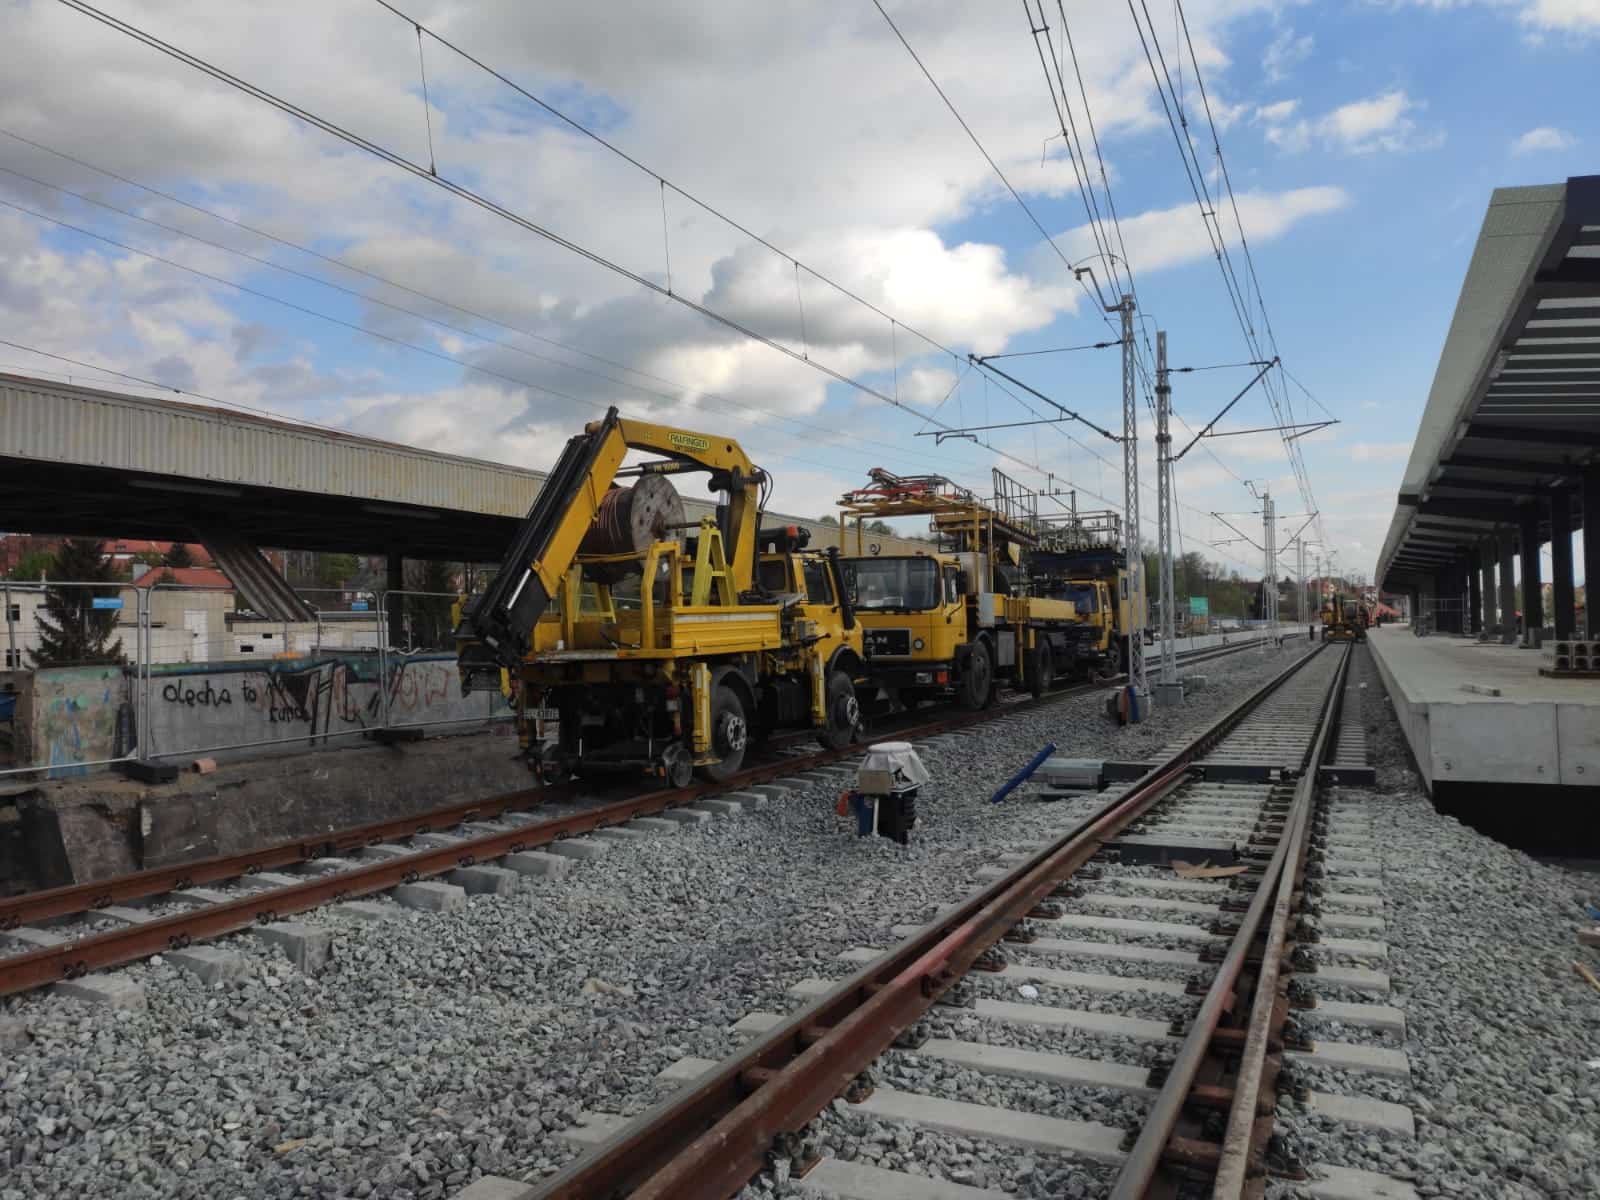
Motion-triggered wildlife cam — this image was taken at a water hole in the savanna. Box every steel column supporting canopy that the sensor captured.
[1377,176,1600,592]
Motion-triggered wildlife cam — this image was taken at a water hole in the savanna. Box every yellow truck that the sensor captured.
[836,469,1105,709]
[456,408,863,785]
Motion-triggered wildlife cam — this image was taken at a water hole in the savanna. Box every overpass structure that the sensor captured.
[0,371,935,572]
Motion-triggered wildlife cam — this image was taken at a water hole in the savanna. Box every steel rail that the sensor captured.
[1109,643,1350,1199]
[1210,646,1349,1196]
[2,634,1274,930]
[527,644,1327,1200]
[0,634,1296,997]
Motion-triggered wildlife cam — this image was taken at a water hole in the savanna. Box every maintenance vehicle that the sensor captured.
[1320,591,1369,642]
[456,408,863,785]
[1027,506,1143,682]
[835,469,1106,710]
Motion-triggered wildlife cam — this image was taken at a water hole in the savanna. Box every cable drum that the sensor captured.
[579,474,686,583]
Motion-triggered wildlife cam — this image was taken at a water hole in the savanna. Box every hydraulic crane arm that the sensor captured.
[463,406,766,668]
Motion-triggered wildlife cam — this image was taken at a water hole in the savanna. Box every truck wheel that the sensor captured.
[958,639,994,711]
[1029,642,1053,699]
[817,669,860,751]
[697,685,749,782]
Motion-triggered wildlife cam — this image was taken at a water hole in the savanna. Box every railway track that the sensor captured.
[0,635,1289,999]
[518,641,1416,1200]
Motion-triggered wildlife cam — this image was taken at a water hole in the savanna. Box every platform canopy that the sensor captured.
[1377,176,1600,590]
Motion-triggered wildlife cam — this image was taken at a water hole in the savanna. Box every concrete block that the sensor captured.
[1321,913,1387,935]
[918,1038,1154,1096]
[451,1178,538,1200]
[461,822,510,837]
[254,922,334,974]
[1082,892,1219,917]
[502,851,572,879]
[1027,937,1202,967]
[691,798,743,817]
[168,947,249,986]
[626,817,683,834]
[1305,1000,1406,1036]
[337,900,399,922]
[392,881,466,913]
[168,887,233,907]
[546,838,610,861]
[98,906,154,926]
[722,791,770,810]
[798,1158,1011,1199]
[54,976,146,1011]
[1307,1091,1415,1137]
[1051,914,1219,943]
[1306,1163,1420,1200]
[5,926,67,950]
[974,998,1174,1042]
[1318,937,1388,960]
[554,1112,629,1148]
[658,808,713,825]
[656,1056,718,1085]
[449,865,520,895]
[0,1017,29,1049]
[235,872,304,891]
[746,784,792,800]
[1288,1040,1410,1078]
[857,1087,1125,1164]
[731,1011,783,1035]
[356,844,414,862]
[590,827,650,842]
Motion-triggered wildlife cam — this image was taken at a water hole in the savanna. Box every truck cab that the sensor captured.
[844,552,985,710]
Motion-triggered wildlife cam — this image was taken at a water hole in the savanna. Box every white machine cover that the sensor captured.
[856,740,931,793]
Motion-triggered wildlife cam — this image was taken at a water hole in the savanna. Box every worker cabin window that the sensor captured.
[802,560,834,605]
[1061,584,1098,616]
[852,557,938,611]
[942,566,961,606]
[757,560,793,595]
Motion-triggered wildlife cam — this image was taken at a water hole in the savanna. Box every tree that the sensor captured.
[5,543,55,582]
[865,519,895,535]
[815,514,839,527]
[402,559,458,650]
[316,553,360,589]
[164,542,194,568]
[28,537,125,667]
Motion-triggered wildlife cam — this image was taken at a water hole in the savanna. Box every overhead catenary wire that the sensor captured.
[48,0,1100,508]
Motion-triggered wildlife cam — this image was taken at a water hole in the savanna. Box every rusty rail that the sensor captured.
[527,644,1326,1199]
[1110,643,1350,1200]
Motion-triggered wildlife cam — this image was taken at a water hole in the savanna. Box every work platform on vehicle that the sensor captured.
[1367,625,1598,793]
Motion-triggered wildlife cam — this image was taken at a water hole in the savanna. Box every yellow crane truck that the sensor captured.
[835,469,1102,709]
[455,408,863,785]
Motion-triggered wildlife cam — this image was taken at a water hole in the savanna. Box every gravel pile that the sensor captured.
[1268,643,1600,1200]
[0,642,1318,1200]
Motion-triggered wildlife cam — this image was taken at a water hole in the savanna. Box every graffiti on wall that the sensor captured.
[149,654,503,752]
[25,666,128,777]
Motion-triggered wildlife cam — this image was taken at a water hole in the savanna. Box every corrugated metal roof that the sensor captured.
[0,372,543,517]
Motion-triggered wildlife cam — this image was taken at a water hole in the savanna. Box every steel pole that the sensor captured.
[1119,296,1147,706]
[1155,331,1177,687]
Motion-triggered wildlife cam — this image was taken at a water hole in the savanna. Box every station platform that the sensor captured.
[1367,626,1599,792]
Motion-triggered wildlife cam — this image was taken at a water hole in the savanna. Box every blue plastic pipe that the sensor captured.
[990,741,1057,804]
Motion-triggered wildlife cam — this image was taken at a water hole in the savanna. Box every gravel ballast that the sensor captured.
[0,642,1314,1200]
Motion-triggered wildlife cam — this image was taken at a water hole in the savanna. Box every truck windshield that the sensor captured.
[1059,584,1098,615]
[847,557,940,611]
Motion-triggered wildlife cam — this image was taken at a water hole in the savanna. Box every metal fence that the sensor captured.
[0,581,509,779]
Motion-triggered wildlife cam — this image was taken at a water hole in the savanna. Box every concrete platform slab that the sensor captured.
[856,1087,1126,1164]
[168,947,248,986]
[54,976,145,1010]
[798,1159,1009,1200]
[254,922,333,974]
[1368,627,1600,789]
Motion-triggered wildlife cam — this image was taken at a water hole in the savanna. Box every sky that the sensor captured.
[0,0,1594,587]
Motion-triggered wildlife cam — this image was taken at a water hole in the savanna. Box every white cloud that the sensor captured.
[1258,89,1440,155]
[1403,0,1600,34]
[1262,29,1314,83]
[1511,125,1576,154]
[1254,99,1301,123]
[1044,187,1349,278]
[1349,441,1412,462]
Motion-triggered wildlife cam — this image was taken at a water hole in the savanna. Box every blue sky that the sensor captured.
[0,0,1594,585]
